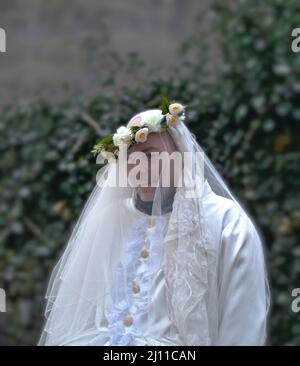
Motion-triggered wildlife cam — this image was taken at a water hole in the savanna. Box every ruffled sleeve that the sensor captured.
[216,212,270,346]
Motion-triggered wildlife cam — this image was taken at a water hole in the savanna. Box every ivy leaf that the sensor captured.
[99,134,113,146]
[159,97,170,115]
[91,134,113,156]
[130,126,139,135]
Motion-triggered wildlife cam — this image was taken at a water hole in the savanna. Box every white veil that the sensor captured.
[39,108,270,346]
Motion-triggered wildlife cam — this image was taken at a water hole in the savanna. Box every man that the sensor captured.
[39,102,270,346]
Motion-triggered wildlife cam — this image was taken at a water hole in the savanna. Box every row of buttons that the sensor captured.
[123,237,150,327]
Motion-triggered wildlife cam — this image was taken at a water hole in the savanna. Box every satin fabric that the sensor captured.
[62,180,268,346]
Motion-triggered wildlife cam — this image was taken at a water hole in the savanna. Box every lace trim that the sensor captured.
[163,185,217,346]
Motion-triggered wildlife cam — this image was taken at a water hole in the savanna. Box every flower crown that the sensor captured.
[91,98,185,158]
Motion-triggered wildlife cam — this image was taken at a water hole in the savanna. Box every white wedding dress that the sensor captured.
[39,109,270,346]
[60,180,268,346]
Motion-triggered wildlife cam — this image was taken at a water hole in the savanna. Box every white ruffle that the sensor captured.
[106,216,168,345]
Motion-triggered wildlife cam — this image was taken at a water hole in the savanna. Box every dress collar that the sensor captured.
[125,196,172,219]
[202,179,212,198]
[125,179,213,218]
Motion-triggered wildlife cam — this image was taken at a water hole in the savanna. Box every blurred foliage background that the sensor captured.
[0,0,300,345]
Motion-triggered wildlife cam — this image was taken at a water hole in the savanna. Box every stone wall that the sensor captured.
[0,0,212,107]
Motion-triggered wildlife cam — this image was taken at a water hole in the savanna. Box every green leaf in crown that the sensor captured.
[159,96,171,115]
[91,134,114,156]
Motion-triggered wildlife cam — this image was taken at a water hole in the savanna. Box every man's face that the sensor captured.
[127,131,176,202]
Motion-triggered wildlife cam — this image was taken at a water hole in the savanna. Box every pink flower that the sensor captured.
[127,115,143,128]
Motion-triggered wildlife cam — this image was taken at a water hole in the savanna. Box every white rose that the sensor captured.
[135,127,149,143]
[169,103,184,115]
[113,126,132,146]
[146,115,161,132]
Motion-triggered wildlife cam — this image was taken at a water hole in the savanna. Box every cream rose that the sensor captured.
[135,127,149,143]
[166,113,178,126]
[169,103,184,115]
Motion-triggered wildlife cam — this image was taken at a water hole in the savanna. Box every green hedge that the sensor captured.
[0,0,299,345]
